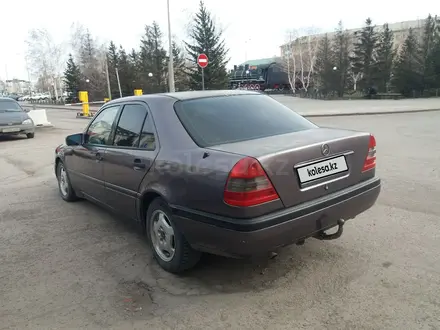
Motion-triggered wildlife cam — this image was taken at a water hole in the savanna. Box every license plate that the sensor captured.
[297,156,348,183]
[2,127,20,133]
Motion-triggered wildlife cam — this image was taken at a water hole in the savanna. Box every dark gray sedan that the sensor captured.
[54,90,381,273]
[0,97,35,138]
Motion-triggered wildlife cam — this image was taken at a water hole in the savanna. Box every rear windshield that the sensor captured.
[0,100,22,112]
[174,94,317,147]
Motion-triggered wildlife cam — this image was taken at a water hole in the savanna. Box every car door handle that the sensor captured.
[95,152,103,162]
[133,159,146,170]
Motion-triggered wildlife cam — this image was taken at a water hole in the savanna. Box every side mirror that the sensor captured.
[24,108,30,112]
[66,133,84,146]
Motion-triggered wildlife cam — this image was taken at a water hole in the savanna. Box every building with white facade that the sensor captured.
[280,19,426,57]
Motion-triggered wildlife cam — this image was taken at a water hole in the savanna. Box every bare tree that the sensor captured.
[350,71,363,91]
[25,28,64,97]
[69,23,108,100]
[283,30,300,93]
[298,30,320,92]
[69,22,88,62]
[283,28,320,93]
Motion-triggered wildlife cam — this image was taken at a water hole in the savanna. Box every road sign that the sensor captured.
[197,53,208,68]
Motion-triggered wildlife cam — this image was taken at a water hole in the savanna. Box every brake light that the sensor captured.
[224,157,279,207]
[362,134,376,172]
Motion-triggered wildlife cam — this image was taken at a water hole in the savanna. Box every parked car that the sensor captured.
[0,97,35,138]
[7,94,20,101]
[54,90,381,273]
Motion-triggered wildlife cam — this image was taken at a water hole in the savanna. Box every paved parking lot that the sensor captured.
[1,109,439,329]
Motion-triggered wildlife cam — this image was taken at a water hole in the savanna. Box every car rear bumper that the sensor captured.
[0,124,35,135]
[171,177,381,258]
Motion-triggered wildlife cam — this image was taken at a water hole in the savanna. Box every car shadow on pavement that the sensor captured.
[65,198,350,298]
[0,135,27,143]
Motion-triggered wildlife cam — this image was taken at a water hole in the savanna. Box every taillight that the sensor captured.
[362,134,376,172]
[223,157,280,207]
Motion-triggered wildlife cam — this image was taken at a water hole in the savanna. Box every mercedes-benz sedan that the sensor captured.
[54,91,381,273]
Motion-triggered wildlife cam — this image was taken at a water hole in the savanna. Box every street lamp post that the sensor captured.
[166,0,175,92]
[24,56,32,97]
[104,57,112,100]
[115,67,123,98]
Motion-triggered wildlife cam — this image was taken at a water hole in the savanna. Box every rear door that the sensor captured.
[103,102,159,220]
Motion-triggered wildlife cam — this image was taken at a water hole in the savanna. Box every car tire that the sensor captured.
[146,197,201,274]
[56,161,78,202]
[26,133,35,138]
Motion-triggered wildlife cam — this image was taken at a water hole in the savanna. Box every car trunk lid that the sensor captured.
[207,127,372,208]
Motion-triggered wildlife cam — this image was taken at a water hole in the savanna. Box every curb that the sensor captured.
[301,108,440,117]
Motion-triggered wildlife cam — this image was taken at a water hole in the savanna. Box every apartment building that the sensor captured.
[4,79,31,94]
[280,19,426,57]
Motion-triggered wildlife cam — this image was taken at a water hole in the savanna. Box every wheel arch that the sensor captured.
[138,189,169,230]
[55,156,62,177]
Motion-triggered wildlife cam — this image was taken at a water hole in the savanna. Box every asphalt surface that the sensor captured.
[1,109,440,329]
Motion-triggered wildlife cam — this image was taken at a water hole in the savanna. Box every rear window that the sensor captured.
[174,94,317,147]
[0,100,22,112]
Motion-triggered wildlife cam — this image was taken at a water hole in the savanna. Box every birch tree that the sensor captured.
[350,71,363,91]
[298,30,320,92]
[25,28,64,96]
[283,30,300,92]
[283,28,320,93]
[69,23,108,100]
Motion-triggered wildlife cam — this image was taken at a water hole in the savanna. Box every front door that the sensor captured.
[103,103,158,220]
[68,105,120,203]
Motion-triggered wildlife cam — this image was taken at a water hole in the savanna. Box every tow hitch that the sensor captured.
[314,219,345,240]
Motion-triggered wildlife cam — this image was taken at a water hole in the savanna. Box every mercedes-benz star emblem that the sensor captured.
[321,144,330,156]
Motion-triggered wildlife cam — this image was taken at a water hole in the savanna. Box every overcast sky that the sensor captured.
[0,0,436,81]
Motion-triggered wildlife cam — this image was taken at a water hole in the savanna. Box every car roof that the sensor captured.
[104,90,261,106]
[161,90,261,100]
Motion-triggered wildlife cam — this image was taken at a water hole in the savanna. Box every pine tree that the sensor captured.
[138,34,152,92]
[139,22,167,93]
[420,14,437,92]
[375,23,394,92]
[184,0,229,90]
[151,22,168,92]
[431,17,440,90]
[78,29,106,100]
[107,41,119,98]
[350,18,379,93]
[63,54,81,99]
[129,49,141,91]
[392,28,422,96]
[315,34,336,96]
[332,21,351,97]
[79,29,98,71]
[172,41,188,91]
[117,46,135,96]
